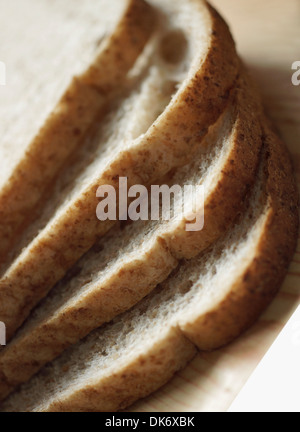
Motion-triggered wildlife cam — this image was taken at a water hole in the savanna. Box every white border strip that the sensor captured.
[228,305,300,412]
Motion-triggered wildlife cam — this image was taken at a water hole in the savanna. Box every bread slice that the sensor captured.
[0,0,239,340]
[0,71,262,400]
[1,124,297,413]
[0,0,155,261]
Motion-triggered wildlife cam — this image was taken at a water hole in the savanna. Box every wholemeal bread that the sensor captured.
[0,0,154,261]
[1,125,297,412]
[0,0,239,341]
[0,71,262,400]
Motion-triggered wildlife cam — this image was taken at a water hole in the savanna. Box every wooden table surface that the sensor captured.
[130,0,300,412]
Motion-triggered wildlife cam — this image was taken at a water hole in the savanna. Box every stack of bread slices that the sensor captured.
[0,0,298,412]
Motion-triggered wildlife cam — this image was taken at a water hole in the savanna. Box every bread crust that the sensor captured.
[0,0,239,341]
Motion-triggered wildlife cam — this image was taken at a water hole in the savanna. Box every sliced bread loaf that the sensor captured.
[1,124,297,412]
[0,0,154,260]
[0,0,239,340]
[0,70,263,401]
